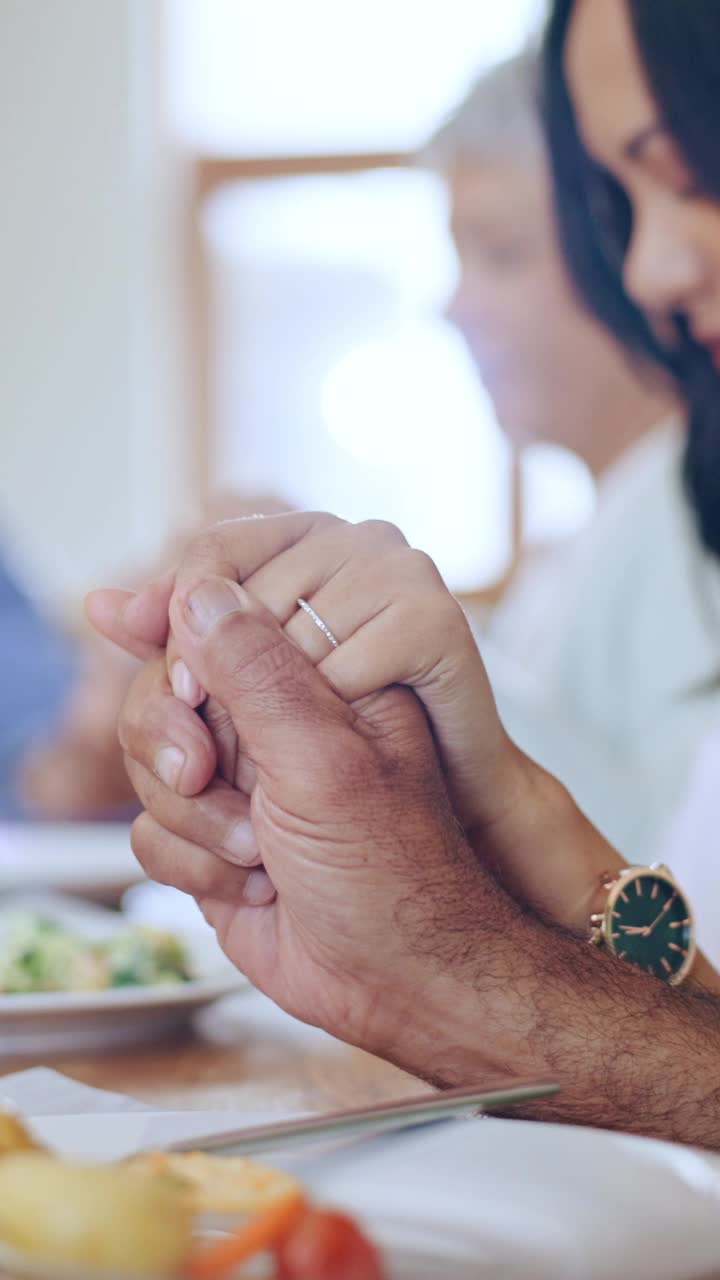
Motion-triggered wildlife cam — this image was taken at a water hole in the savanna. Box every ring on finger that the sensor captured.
[296,598,339,649]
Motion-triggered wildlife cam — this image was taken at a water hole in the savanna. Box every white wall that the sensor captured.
[0,0,192,605]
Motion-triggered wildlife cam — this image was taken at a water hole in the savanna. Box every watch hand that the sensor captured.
[646,894,676,937]
[619,926,648,935]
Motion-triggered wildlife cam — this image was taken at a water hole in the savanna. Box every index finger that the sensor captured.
[170,513,335,607]
[89,513,331,663]
[164,513,340,703]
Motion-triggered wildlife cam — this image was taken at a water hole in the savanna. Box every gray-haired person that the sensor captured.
[425,52,674,469]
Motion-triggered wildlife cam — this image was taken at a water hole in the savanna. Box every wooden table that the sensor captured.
[1,989,428,1115]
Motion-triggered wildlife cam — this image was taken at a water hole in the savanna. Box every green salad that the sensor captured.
[0,914,191,994]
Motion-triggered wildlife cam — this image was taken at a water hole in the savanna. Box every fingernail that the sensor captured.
[222,818,260,866]
[243,868,277,906]
[154,745,186,789]
[171,660,204,706]
[186,580,250,637]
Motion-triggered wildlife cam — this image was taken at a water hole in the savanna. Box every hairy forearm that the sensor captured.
[380,899,720,1147]
[519,922,720,1148]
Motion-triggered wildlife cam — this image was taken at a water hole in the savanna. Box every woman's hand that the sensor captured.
[86,511,623,930]
[88,513,514,829]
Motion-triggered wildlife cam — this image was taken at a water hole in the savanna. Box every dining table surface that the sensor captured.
[0,987,430,1115]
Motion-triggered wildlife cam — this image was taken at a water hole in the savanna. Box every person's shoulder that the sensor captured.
[601,421,683,507]
[587,422,690,562]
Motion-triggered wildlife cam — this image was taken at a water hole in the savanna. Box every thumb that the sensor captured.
[169,577,356,777]
[85,571,175,660]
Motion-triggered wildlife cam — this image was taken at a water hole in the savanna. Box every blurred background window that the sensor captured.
[0,0,593,603]
[168,0,545,155]
[203,171,511,590]
[167,0,593,594]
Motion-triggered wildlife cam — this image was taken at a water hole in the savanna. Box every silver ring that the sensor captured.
[296,598,339,648]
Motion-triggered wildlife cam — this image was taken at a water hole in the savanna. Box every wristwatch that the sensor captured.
[589,863,696,986]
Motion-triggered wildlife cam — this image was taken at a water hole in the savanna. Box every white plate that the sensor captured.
[0,824,144,902]
[0,895,248,1056]
[5,1103,720,1280]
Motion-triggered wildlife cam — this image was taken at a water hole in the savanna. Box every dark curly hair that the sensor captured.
[541,0,720,555]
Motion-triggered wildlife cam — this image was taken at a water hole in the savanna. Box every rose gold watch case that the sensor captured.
[589,862,697,987]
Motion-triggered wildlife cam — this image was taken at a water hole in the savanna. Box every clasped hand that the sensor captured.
[85,512,618,1081]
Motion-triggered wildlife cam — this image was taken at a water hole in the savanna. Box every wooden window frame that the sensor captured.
[187,151,522,604]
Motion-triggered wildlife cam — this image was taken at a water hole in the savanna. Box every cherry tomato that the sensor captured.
[276,1208,384,1280]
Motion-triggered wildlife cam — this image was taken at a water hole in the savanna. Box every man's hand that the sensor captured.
[117,574,720,1149]
[119,576,541,1081]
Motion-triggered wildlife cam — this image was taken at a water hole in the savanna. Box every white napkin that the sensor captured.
[0,1068,282,1161]
[0,1067,149,1116]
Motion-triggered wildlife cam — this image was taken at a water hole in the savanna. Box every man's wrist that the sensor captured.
[386,896,720,1150]
[362,849,547,1088]
[529,931,720,1146]
[371,954,542,1089]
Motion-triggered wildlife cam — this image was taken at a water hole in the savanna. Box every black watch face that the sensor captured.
[608,874,692,981]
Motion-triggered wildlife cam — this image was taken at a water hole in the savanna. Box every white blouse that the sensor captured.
[470,421,720,866]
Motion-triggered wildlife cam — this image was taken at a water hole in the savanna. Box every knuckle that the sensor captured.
[116,708,131,754]
[403,547,444,585]
[308,510,344,531]
[387,551,461,633]
[184,525,233,567]
[397,552,466,640]
[118,657,170,755]
[189,856,226,897]
[125,755,161,812]
[129,811,156,866]
[130,811,222,896]
[120,713,161,771]
[414,599,467,665]
[117,680,146,752]
[355,519,408,548]
[433,590,468,639]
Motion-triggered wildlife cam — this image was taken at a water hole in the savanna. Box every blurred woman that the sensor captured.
[424,52,717,861]
[541,0,720,895]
